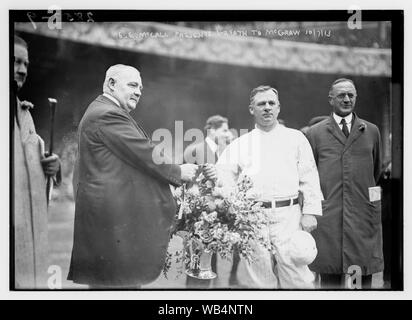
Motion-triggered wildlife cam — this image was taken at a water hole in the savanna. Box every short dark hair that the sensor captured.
[249,85,279,106]
[14,35,28,49]
[204,115,228,132]
[328,78,355,96]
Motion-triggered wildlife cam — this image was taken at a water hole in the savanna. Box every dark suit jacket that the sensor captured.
[306,113,383,275]
[68,95,181,286]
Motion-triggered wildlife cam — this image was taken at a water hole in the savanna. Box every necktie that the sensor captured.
[214,151,219,164]
[340,118,349,138]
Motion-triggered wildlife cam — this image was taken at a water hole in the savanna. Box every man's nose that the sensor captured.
[134,88,142,97]
[342,94,351,102]
[17,63,27,75]
[263,102,272,110]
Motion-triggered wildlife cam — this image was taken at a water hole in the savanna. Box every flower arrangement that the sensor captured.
[163,166,273,279]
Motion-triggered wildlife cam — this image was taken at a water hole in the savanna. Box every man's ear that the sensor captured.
[248,105,254,115]
[108,78,116,91]
[209,128,216,138]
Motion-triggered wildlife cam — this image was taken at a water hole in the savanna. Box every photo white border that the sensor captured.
[1,0,410,300]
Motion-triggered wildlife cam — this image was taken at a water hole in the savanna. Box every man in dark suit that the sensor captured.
[68,64,198,288]
[183,115,232,165]
[306,78,383,289]
[183,115,239,288]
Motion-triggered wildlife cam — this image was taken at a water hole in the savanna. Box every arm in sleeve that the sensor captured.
[373,126,383,184]
[215,142,241,196]
[297,132,324,216]
[304,127,318,165]
[97,110,182,186]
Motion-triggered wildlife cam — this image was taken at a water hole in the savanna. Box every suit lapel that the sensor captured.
[204,141,218,164]
[343,113,366,153]
[97,95,150,139]
[326,114,346,146]
[127,114,150,139]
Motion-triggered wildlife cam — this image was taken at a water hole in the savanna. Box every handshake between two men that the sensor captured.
[179,163,218,183]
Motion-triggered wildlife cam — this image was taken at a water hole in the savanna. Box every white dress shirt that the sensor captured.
[333,112,353,132]
[216,124,323,216]
[205,136,218,154]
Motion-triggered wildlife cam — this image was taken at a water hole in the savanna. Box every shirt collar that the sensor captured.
[333,112,353,125]
[205,136,218,153]
[103,92,121,107]
[254,121,280,134]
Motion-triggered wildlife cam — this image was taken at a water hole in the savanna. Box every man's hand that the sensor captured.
[202,164,218,181]
[41,153,60,176]
[20,100,34,110]
[300,214,317,233]
[180,163,198,182]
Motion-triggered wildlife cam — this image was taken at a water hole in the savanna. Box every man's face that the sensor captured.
[211,122,231,146]
[110,68,142,113]
[14,44,29,89]
[329,81,357,117]
[249,90,280,130]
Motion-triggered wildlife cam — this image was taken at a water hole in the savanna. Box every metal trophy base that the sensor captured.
[185,248,217,280]
[185,269,217,280]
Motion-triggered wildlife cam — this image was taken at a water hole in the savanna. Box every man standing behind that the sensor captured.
[183,115,239,288]
[306,78,383,289]
[68,64,197,288]
[13,35,61,289]
[184,115,232,165]
[217,85,323,288]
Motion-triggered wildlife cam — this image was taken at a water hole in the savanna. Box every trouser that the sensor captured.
[243,203,315,289]
[320,273,372,289]
[229,245,241,285]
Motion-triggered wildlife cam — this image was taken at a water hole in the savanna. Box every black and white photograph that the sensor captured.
[9,8,404,295]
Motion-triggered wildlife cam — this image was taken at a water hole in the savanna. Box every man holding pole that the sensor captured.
[13,35,61,289]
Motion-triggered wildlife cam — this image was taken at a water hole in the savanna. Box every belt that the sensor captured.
[257,197,299,209]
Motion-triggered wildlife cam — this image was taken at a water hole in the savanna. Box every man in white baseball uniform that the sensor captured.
[216,85,323,288]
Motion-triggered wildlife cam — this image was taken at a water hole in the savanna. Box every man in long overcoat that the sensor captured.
[68,64,197,288]
[13,35,61,289]
[306,78,383,289]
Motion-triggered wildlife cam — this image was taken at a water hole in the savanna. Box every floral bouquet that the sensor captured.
[163,165,273,280]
